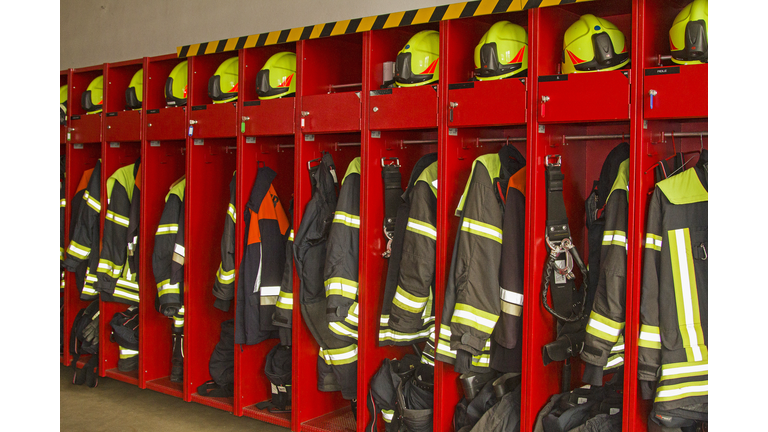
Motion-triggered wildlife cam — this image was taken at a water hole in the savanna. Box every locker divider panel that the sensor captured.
[99,140,142,386]
[186,137,237,409]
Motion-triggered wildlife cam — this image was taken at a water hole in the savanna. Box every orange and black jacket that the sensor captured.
[234,166,291,346]
[63,159,102,301]
[95,160,141,306]
[213,173,237,312]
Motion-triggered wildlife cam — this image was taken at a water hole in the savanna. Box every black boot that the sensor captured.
[170,333,183,383]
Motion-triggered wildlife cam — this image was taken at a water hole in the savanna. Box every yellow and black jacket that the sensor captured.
[96,160,141,306]
[152,176,186,333]
[382,158,438,366]
[638,153,708,413]
[436,146,525,373]
[581,155,630,385]
[63,160,102,301]
[234,166,291,346]
[325,157,361,344]
[213,172,237,312]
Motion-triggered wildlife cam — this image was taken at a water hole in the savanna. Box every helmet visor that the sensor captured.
[125,87,141,110]
[394,52,434,85]
[474,42,524,78]
[81,90,101,112]
[256,69,291,98]
[208,75,237,102]
[165,77,187,107]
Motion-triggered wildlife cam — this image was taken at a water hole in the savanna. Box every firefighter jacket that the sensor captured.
[382,160,438,366]
[213,172,237,312]
[153,176,186,333]
[63,159,102,301]
[273,199,294,347]
[61,156,66,292]
[379,153,438,351]
[491,165,526,374]
[95,160,141,306]
[581,157,629,385]
[325,157,361,344]
[234,166,290,346]
[295,153,357,401]
[435,146,525,373]
[638,154,708,413]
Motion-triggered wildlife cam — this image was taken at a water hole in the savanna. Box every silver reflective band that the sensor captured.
[407,220,437,238]
[500,287,523,305]
[174,244,185,257]
[588,318,622,337]
[639,331,661,342]
[260,286,281,297]
[394,291,427,310]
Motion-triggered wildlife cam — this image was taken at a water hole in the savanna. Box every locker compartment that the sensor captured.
[237,135,295,427]
[442,10,529,128]
[103,59,143,142]
[188,52,240,138]
[299,33,363,133]
[367,23,440,130]
[69,65,105,144]
[643,65,707,120]
[186,138,238,409]
[533,0,632,124]
[145,54,188,141]
[525,121,630,432]
[241,42,297,136]
[141,139,186,398]
[628,118,707,432]
[99,140,142,386]
[638,0,708,120]
[63,141,101,368]
[357,128,439,426]
[293,131,361,432]
[434,125,528,432]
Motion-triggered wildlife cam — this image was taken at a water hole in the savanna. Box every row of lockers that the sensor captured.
[59,0,707,431]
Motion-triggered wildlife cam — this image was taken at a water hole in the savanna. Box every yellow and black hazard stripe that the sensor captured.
[177,0,593,58]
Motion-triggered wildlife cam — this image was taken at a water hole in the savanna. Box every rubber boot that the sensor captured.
[170,333,183,383]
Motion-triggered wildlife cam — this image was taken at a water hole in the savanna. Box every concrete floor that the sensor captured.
[60,364,289,432]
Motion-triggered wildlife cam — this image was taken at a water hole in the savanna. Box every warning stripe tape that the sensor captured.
[177,0,593,58]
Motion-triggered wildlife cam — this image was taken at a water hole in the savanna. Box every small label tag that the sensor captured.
[278,386,286,393]
[305,134,315,142]
[448,128,458,136]
[538,125,546,133]
[371,130,381,138]
[271,383,278,394]
[193,139,204,146]
[106,112,118,117]
[554,260,567,284]
[645,67,680,76]
[577,397,588,405]
[246,137,256,144]
[539,74,568,82]
[150,141,160,147]
[147,109,160,114]
[73,144,83,149]
[110,142,120,148]
[610,408,620,415]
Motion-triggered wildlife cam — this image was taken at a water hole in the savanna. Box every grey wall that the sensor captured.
[60,0,450,70]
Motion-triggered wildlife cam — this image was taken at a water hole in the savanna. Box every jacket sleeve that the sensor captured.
[638,189,663,398]
[389,180,437,334]
[494,186,525,350]
[63,164,101,273]
[449,164,503,355]
[213,175,237,311]
[324,173,360,341]
[95,178,131,294]
[273,227,294,329]
[581,189,628,384]
[153,194,184,316]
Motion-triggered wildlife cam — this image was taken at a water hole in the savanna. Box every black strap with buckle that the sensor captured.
[381,157,402,258]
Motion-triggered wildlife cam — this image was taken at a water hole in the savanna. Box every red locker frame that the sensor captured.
[61,69,69,367]
[97,58,144,387]
[293,33,363,432]
[63,65,105,374]
[236,41,297,427]
[185,52,239,411]
[434,9,531,432]
[140,53,188,399]
[57,1,711,430]
[625,1,708,431]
